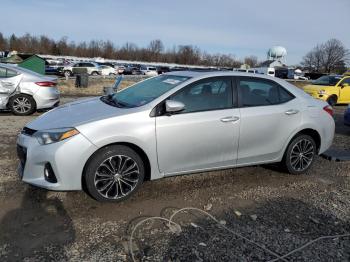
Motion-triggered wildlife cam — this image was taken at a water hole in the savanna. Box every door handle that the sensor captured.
[220,116,240,123]
[285,109,299,115]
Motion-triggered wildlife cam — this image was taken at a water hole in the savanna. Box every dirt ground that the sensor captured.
[0,95,349,261]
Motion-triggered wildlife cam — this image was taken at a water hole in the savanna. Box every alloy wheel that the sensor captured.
[13,97,32,114]
[94,155,140,199]
[289,139,314,172]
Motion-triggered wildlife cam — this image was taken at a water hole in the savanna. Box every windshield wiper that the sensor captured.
[100,95,123,108]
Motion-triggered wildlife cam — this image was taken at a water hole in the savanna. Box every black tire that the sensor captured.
[84,145,145,202]
[91,71,99,76]
[8,94,36,116]
[327,96,337,106]
[282,134,317,175]
[64,70,72,77]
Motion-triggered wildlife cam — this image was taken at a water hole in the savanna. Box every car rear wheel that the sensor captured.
[91,71,99,76]
[84,145,145,202]
[282,134,316,175]
[8,94,36,116]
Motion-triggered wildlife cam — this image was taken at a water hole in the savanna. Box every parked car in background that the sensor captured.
[17,71,334,202]
[99,65,117,76]
[157,66,170,75]
[117,65,126,75]
[58,62,102,77]
[140,65,158,76]
[302,75,350,106]
[0,63,59,115]
[248,67,275,77]
[123,66,142,75]
[344,105,350,126]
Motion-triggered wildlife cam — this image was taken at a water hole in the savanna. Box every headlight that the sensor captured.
[34,128,80,145]
[318,90,326,95]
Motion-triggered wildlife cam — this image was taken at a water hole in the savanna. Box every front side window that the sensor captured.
[169,77,233,113]
[104,75,191,107]
[239,78,294,107]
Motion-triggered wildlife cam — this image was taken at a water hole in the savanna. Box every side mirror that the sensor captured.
[341,83,349,88]
[165,100,185,113]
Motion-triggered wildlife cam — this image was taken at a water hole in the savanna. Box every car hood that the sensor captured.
[26,97,123,130]
[303,84,333,92]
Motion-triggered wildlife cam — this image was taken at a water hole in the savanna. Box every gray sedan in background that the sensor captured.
[17,71,334,202]
[0,63,60,115]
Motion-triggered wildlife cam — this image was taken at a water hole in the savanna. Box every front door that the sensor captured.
[156,76,240,175]
[338,77,350,103]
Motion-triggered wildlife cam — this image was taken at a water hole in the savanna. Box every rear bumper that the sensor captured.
[34,87,60,109]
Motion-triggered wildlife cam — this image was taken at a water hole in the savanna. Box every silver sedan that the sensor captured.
[0,63,60,115]
[17,71,334,202]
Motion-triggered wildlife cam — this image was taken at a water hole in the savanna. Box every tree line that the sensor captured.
[0,33,256,67]
[301,39,349,74]
[1,33,348,72]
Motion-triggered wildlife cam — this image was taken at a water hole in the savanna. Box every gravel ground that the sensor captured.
[0,97,349,261]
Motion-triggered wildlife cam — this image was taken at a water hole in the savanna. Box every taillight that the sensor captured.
[323,105,333,116]
[35,81,56,87]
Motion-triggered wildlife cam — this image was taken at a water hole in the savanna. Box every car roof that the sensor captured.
[165,70,275,80]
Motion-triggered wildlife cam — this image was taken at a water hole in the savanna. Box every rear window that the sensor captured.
[0,67,18,78]
[239,77,294,107]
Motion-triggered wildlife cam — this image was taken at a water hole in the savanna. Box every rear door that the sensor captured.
[155,76,240,174]
[237,77,300,165]
[0,67,21,106]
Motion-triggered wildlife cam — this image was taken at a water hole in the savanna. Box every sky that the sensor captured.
[1,0,349,65]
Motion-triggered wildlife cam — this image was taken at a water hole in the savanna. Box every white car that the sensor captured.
[60,62,102,77]
[0,63,60,115]
[99,65,117,76]
[140,65,158,76]
[17,71,334,202]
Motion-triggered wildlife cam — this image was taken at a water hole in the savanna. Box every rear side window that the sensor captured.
[238,77,294,107]
[0,67,18,78]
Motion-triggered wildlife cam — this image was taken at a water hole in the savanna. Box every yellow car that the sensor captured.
[302,75,350,105]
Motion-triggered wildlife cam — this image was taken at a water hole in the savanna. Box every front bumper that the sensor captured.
[17,132,97,191]
[303,90,329,102]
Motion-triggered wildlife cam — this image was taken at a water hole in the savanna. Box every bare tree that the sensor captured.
[0,32,247,67]
[244,55,258,68]
[302,39,348,73]
[322,39,349,73]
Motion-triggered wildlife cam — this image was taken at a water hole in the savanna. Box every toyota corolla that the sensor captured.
[17,71,335,202]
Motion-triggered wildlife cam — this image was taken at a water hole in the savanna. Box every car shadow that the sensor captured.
[127,198,350,261]
[0,186,75,261]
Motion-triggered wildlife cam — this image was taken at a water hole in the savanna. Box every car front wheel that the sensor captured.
[84,145,145,202]
[282,134,316,175]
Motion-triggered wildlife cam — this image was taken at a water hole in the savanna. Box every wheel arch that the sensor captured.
[286,128,321,154]
[81,141,152,190]
[6,92,37,109]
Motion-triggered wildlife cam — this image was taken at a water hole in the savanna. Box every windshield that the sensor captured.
[312,76,341,86]
[107,75,191,107]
